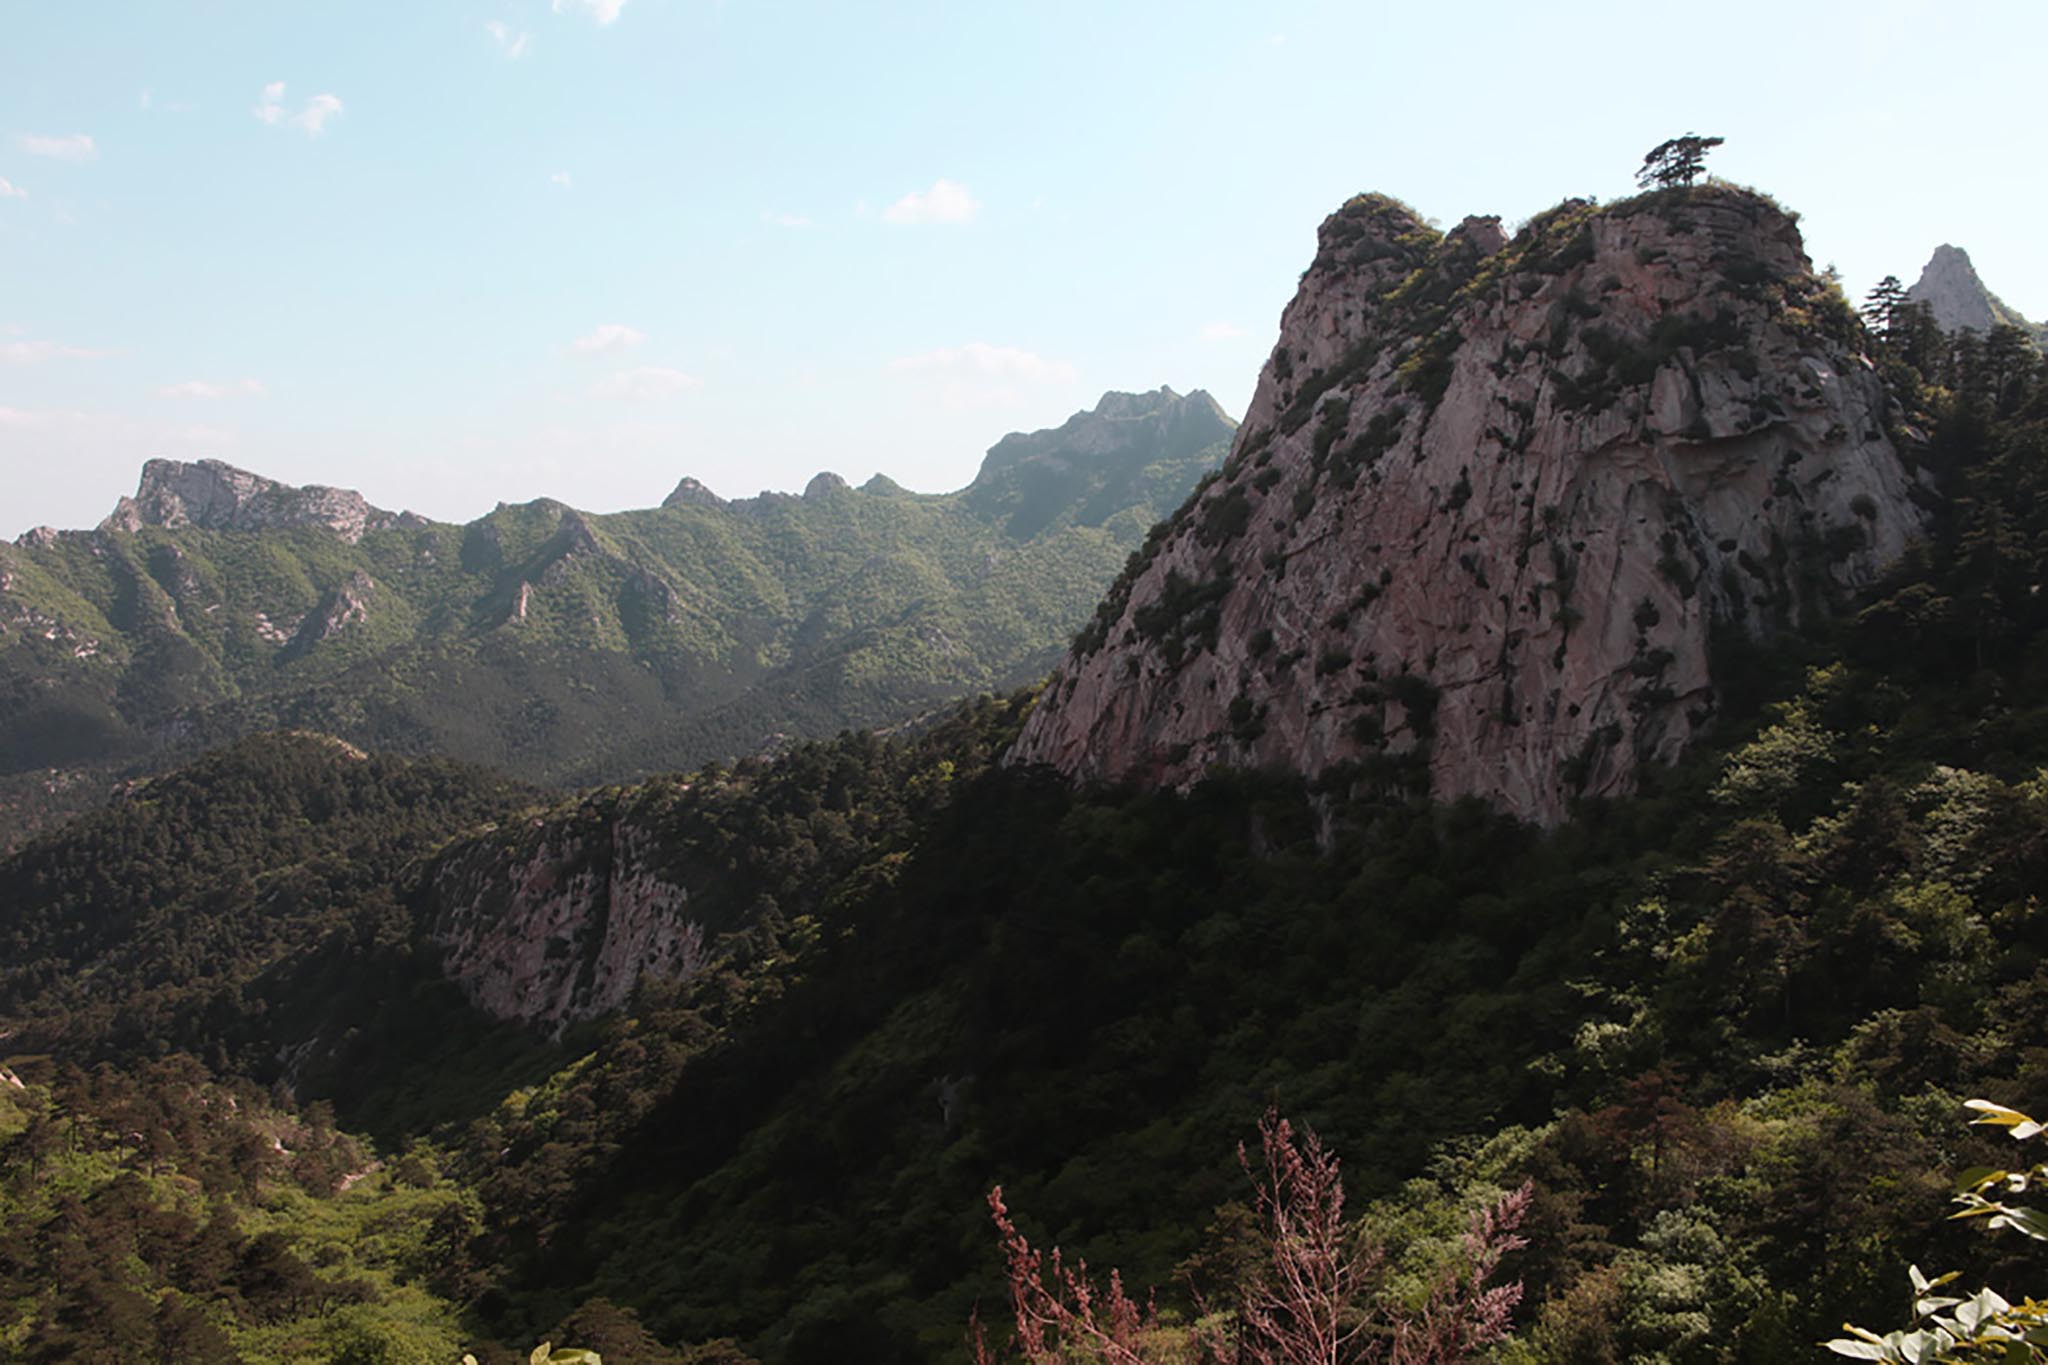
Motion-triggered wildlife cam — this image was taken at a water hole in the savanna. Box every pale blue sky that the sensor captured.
[2,0,2040,536]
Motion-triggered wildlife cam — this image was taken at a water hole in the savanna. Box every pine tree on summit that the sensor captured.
[1637,134,1725,188]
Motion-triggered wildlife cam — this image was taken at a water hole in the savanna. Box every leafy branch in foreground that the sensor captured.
[1825,1101,2048,1362]
[974,1109,1530,1363]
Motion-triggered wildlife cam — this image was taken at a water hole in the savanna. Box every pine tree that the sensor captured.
[1636,134,1725,188]
[1864,275,1907,338]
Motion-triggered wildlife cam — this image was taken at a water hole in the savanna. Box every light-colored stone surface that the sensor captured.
[428,816,708,1027]
[99,458,404,542]
[1907,244,2042,341]
[1010,189,1929,825]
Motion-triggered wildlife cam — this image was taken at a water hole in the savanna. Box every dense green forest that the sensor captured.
[0,388,1232,851]
[3,295,2048,1361]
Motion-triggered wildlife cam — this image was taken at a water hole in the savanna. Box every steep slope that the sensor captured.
[1012,187,1927,823]
[0,388,1231,846]
[1907,243,2045,342]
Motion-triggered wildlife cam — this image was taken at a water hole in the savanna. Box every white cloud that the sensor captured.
[550,170,573,189]
[254,83,343,136]
[882,178,980,225]
[157,378,266,400]
[1198,321,1244,341]
[0,177,25,200]
[139,89,153,111]
[888,342,1077,407]
[293,94,344,136]
[553,0,629,23]
[570,324,646,353]
[14,133,97,163]
[253,82,287,125]
[2,339,113,364]
[589,366,701,401]
[762,211,813,229]
[486,21,532,59]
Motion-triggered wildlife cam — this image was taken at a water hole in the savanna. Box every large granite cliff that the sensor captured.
[1010,187,1929,825]
[98,458,416,542]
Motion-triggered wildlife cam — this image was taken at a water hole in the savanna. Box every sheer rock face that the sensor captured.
[100,458,405,542]
[1010,188,1928,826]
[427,816,706,1027]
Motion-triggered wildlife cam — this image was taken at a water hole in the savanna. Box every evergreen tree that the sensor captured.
[1864,274,1907,338]
[1636,134,1724,188]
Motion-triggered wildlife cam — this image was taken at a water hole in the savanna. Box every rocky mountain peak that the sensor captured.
[100,458,406,543]
[1010,185,1928,825]
[662,476,725,510]
[1907,243,2040,339]
[804,471,850,499]
[963,385,1238,540]
[972,387,1236,483]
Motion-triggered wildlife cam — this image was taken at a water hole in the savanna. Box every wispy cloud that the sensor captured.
[254,83,344,136]
[888,342,1076,407]
[589,366,701,401]
[157,378,266,400]
[14,133,96,163]
[571,324,646,353]
[882,178,980,225]
[2,339,114,364]
[0,177,25,200]
[550,170,573,189]
[553,0,629,23]
[486,20,532,59]
[762,211,813,229]
[1198,321,1244,341]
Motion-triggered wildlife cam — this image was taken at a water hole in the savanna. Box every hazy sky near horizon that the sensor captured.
[2,0,2041,537]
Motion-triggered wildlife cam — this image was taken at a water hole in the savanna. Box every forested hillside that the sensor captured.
[4,198,2048,1362]
[0,387,1233,850]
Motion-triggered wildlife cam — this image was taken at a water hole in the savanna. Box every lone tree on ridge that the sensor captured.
[1637,134,1725,188]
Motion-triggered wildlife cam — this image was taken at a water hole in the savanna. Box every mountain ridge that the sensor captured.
[0,386,1234,847]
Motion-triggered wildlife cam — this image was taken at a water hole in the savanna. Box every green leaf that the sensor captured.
[1957,1167,2009,1193]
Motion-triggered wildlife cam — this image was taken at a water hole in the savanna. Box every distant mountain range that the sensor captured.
[0,386,1234,847]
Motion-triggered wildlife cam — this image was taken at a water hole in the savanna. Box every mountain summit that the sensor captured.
[1906,243,2042,340]
[99,458,414,543]
[1012,186,1927,823]
[963,386,1237,539]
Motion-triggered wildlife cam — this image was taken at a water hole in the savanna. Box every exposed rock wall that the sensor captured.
[427,812,707,1026]
[100,458,411,542]
[1010,188,1928,825]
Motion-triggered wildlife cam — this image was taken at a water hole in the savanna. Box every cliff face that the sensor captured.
[1011,188,1928,825]
[426,808,707,1027]
[100,458,409,542]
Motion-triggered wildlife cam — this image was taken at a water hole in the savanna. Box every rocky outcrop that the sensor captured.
[427,810,709,1026]
[663,476,726,510]
[101,459,408,543]
[1907,244,2040,339]
[1010,187,1928,825]
[284,571,375,656]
